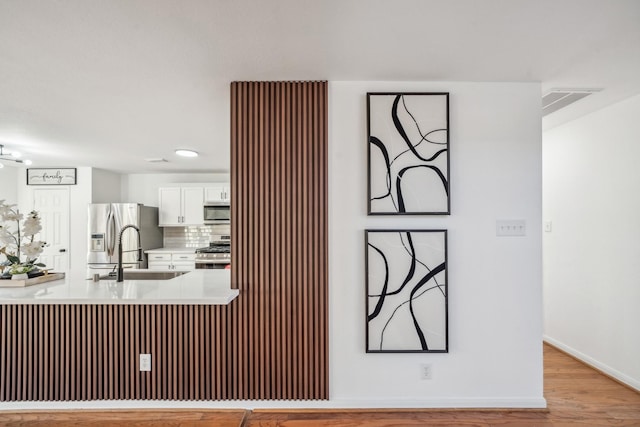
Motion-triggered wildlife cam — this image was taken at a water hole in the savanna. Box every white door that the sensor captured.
[33,188,70,272]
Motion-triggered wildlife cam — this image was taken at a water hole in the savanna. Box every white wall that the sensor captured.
[0,165,19,204]
[543,93,640,390]
[329,81,544,407]
[122,173,230,206]
[91,168,122,203]
[2,83,546,410]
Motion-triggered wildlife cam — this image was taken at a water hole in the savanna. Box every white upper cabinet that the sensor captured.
[204,183,230,203]
[182,187,205,224]
[158,186,204,226]
[158,187,182,226]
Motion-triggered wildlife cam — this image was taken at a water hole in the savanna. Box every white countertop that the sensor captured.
[145,247,197,254]
[0,270,239,305]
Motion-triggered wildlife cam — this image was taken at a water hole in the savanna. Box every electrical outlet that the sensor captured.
[420,363,432,380]
[140,354,151,372]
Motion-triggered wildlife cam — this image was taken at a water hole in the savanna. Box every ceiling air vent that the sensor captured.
[542,88,602,116]
[144,158,168,163]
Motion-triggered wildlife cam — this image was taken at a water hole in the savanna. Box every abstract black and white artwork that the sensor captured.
[365,230,448,353]
[367,93,450,215]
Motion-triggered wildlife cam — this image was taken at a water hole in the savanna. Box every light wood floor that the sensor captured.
[1,343,639,426]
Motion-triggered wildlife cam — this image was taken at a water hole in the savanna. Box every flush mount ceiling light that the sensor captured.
[0,144,32,166]
[175,149,198,158]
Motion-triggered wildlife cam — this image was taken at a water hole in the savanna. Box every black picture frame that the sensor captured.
[26,168,77,185]
[365,229,448,353]
[367,92,450,215]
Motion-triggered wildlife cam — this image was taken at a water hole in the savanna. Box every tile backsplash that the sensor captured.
[163,224,230,248]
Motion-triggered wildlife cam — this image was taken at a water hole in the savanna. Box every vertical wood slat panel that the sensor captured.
[231,81,328,400]
[1,80,327,403]
[0,304,223,401]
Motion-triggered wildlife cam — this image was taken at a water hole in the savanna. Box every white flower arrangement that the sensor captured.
[0,200,47,277]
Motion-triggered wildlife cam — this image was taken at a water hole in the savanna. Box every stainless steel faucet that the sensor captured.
[116,224,143,282]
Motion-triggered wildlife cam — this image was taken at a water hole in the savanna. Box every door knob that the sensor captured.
[59,249,67,253]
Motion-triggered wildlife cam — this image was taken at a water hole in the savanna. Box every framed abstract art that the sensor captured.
[365,229,448,353]
[367,93,450,215]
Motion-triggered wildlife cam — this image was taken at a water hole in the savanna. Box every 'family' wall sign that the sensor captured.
[26,168,77,185]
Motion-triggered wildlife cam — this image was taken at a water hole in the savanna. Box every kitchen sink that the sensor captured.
[99,271,187,281]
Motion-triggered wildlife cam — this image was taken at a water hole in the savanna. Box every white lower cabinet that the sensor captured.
[147,252,196,271]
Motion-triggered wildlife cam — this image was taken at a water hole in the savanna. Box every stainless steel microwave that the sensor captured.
[203,202,230,224]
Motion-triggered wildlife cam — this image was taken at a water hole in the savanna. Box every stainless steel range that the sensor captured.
[195,235,231,269]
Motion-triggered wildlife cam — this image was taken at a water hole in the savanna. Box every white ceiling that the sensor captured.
[1,0,639,173]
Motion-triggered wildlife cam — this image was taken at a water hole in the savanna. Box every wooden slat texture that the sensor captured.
[230,81,329,400]
[0,305,230,400]
[0,81,327,402]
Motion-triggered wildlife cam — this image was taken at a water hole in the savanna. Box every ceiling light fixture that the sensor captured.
[175,149,198,158]
[0,144,32,166]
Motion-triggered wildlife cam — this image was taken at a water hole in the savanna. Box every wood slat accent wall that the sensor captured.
[230,81,328,400]
[0,81,327,402]
[0,305,232,401]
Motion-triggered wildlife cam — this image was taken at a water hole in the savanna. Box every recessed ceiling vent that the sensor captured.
[542,88,602,116]
[144,158,168,163]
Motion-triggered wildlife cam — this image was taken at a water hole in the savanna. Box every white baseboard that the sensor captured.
[544,335,640,392]
[0,397,547,411]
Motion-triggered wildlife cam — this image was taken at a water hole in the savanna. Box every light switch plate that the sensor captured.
[496,220,526,237]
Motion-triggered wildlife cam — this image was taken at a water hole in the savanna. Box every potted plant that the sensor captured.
[0,200,47,280]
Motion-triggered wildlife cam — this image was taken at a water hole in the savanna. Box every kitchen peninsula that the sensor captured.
[0,270,238,305]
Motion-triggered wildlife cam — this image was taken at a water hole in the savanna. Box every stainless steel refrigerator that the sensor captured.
[87,203,162,270]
